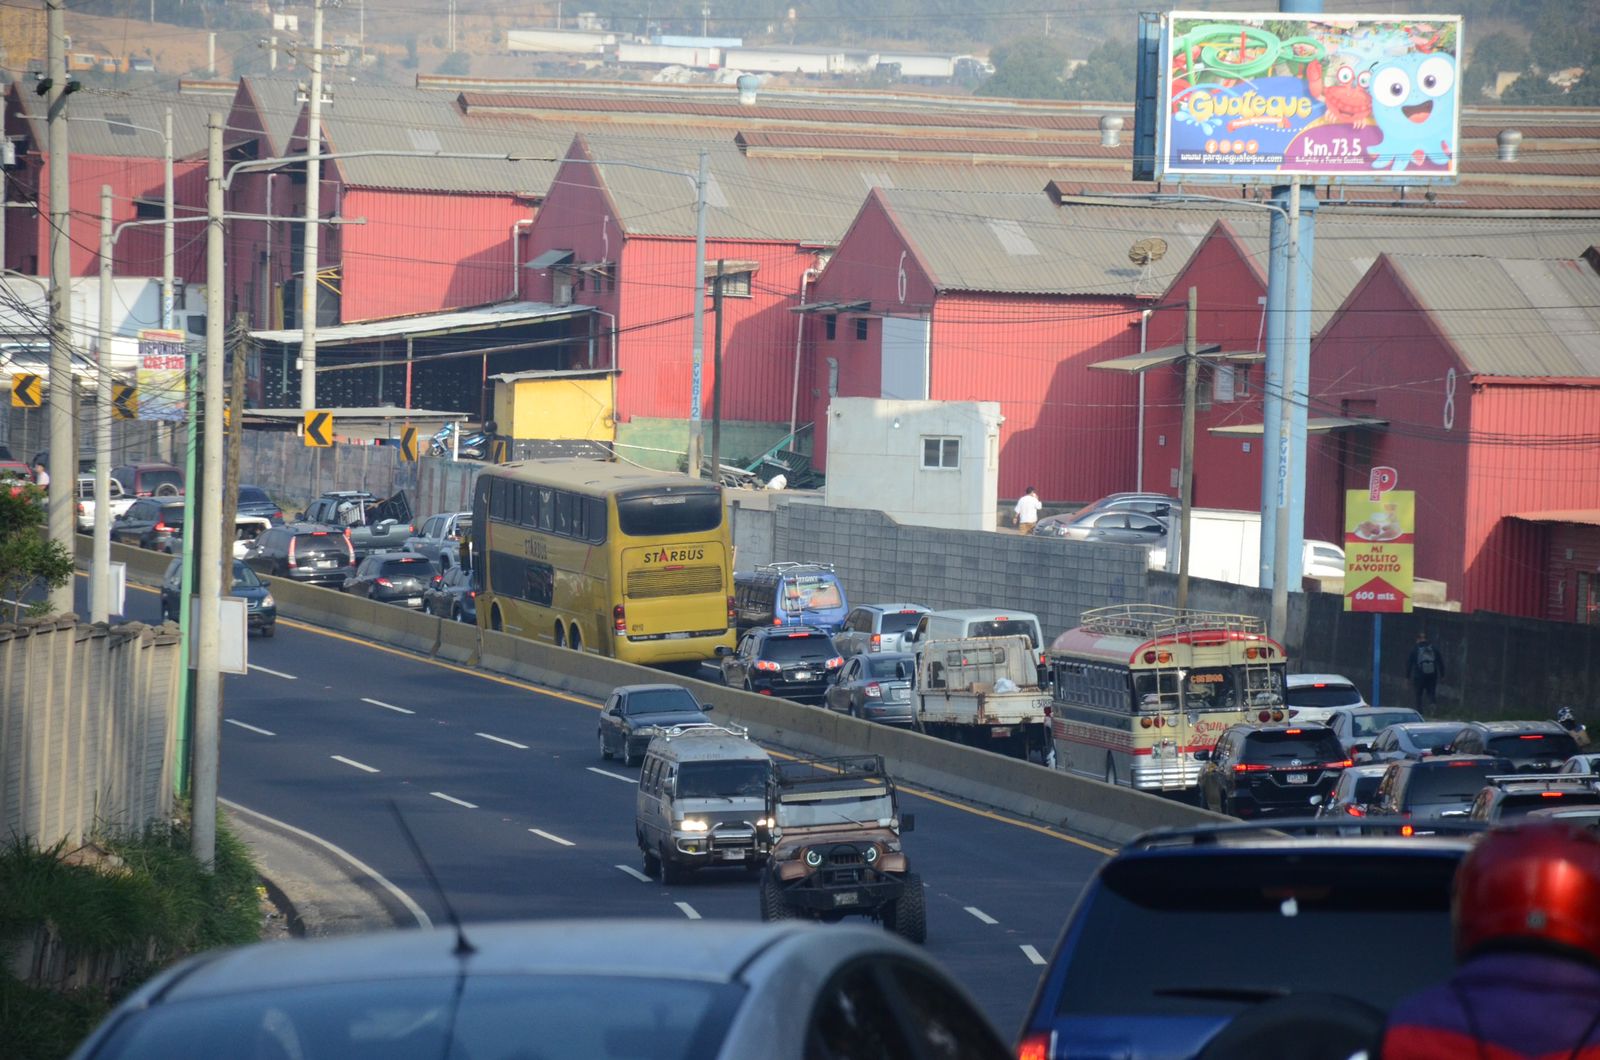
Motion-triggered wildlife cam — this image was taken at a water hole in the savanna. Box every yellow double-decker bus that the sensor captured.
[1048,605,1288,794]
[468,459,735,664]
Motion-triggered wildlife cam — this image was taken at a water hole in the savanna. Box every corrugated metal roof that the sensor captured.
[14,86,217,159]
[1508,509,1600,526]
[872,189,1216,297]
[234,77,304,158]
[250,301,589,345]
[1386,254,1600,377]
[734,130,1128,163]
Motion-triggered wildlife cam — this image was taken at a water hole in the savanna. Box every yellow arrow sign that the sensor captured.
[303,409,333,447]
[11,374,42,408]
[400,425,418,463]
[112,383,138,420]
[490,437,509,463]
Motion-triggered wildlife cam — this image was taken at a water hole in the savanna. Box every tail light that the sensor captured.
[375,577,393,587]
[154,520,170,532]
[727,595,735,623]
[1400,824,1416,837]
[613,604,626,633]
[287,535,298,568]
[864,682,882,698]
[1233,763,1270,773]
[1258,710,1272,722]
[1271,710,1284,721]
[755,660,781,672]
[870,633,881,651]
[468,590,477,599]
[344,531,355,562]
[1017,1032,1051,1060]
[825,656,844,669]
[272,509,283,521]
[1345,804,1366,817]
[1325,759,1353,770]
[772,617,782,625]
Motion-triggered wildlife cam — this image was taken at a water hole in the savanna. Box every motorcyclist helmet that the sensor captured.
[1454,822,1600,965]
[1558,706,1576,724]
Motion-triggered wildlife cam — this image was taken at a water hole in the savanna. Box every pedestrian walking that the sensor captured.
[1013,486,1042,536]
[1405,630,1443,712]
[32,462,49,488]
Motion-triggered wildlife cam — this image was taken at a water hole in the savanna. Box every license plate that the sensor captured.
[719,848,745,861]
[317,559,336,568]
[666,632,689,639]
[832,892,860,907]
[1287,772,1309,784]
[406,597,421,607]
[991,727,1012,738]
[793,671,813,681]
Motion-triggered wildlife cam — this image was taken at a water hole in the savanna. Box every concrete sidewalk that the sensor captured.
[224,800,431,938]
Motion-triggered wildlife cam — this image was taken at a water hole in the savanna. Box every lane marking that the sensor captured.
[249,663,298,680]
[1020,945,1048,966]
[431,791,478,809]
[331,755,379,773]
[478,732,529,750]
[362,697,414,715]
[616,864,652,883]
[221,799,432,930]
[587,766,636,784]
[965,906,999,925]
[224,719,277,737]
[270,616,1112,853]
[674,901,701,920]
[529,828,574,847]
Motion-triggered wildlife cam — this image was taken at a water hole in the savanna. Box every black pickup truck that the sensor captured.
[297,490,414,562]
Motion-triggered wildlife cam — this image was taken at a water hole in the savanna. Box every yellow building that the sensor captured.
[491,368,616,442]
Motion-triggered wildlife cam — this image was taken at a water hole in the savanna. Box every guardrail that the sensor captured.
[89,539,1228,845]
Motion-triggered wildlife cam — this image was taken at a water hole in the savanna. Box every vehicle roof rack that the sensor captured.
[775,753,888,787]
[754,561,836,575]
[1487,773,1599,786]
[1079,604,1266,639]
[659,722,749,741]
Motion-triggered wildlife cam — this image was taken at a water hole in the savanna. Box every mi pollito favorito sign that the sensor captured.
[1159,12,1462,181]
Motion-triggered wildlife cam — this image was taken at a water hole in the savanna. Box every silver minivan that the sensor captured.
[636,726,773,883]
[905,608,1047,674]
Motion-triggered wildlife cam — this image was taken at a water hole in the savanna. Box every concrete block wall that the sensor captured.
[773,502,1151,639]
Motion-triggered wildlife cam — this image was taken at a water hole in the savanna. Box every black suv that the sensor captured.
[1467,776,1600,823]
[1366,754,1514,828]
[342,551,435,608]
[243,523,356,586]
[298,490,413,561]
[111,498,186,551]
[1016,824,1469,1059]
[1197,724,1350,818]
[1442,720,1580,774]
[717,626,842,701]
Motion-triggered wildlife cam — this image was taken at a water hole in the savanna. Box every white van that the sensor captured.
[635,726,773,884]
[905,608,1048,674]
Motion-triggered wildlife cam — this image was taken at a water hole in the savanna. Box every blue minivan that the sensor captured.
[733,562,849,633]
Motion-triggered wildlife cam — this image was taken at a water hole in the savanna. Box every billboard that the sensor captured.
[136,329,187,422]
[1344,480,1415,613]
[1158,12,1462,182]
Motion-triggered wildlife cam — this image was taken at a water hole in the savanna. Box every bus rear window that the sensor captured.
[617,489,722,536]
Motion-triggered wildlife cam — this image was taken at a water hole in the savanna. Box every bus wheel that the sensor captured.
[570,625,583,653]
[490,607,503,632]
[1104,755,1118,787]
[554,623,566,648]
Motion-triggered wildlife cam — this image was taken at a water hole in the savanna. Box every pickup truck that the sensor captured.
[403,510,471,568]
[75,475,136,531]
[298,490,414,562]
[914,634,1055,764]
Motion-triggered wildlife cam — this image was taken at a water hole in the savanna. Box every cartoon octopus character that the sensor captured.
[1308,52,1375,127]
[1365,51,1456,172]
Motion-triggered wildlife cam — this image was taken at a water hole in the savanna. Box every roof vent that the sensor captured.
[1496,128,1523,162]
[736,74,760,106]
[1099,114,1124,148]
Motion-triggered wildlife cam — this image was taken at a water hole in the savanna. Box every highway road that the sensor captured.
[92,576,1110,1036]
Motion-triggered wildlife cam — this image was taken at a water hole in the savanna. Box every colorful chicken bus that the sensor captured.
[1048,605,1287,793]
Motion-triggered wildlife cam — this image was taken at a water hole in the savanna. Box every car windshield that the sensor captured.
[1242,730,1344,763]
[865,656,913,680]
[1498,791,1600,819]
[88,974,742,1060]
[1349,774,1385,802]
[378,557,432,576]
[239,487,271,504]
[1287,683,1363,709]
[1488,733,1581,760]
[158,506,186,525]
[761,635,833,661]
[616,487,722,536]
[231,564,261,590]
[783,576,842,611]
[1352,710,1423,738]
[776,785,895,828]
[677,760,769,798]
[878,611,923,634]
[1406,762,1503,803]
[967,619,1037,646]
[625,689,701,715]
[1052,852,1458,1016]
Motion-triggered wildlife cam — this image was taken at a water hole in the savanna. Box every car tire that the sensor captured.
[260,623,276,639]
[490,607,503,632]
[890,873,927,943]
[759,871,791,921]
[599,728,613,760]
[660,847,686,885]
[450,603,461,622]
[642,844,661,879]
[622,740,640,768]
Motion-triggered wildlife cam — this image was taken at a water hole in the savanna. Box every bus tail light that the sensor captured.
[727,595,736,623]
[864,682,882,698]
[1272,710,1285,721]
[1140,717,1153,729]
[1258,710,1272,722]
[613,605,626,633]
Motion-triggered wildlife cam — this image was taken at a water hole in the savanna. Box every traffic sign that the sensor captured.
[490,437,509,463]
[303,410,333,447]
[400,425,419,462]
[112,383,138,420]
[11,374,41,408]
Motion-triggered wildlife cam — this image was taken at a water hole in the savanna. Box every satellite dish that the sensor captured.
[1128,238,1169,266]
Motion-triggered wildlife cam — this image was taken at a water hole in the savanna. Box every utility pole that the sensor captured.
[193,113,225,871]
[93,187,113,624]
[711,259,724,480]
[300,0,325,411]
[162,108,175,328]
[1176,286,1198,610]
[1270,178,1303,643]
[45,0,74,615]
[687,149,708,477]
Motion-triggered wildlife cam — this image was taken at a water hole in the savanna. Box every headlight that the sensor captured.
[864,845,879,863]
[634,724,659,735]
[679,818,709,832]
[804,848,823,867]
[755,817,774,828]
[260,593,274,608]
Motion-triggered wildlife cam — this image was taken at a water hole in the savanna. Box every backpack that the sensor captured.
[1416,644,1437,676]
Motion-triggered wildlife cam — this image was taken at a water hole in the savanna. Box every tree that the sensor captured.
[1060,39,1136,103]
[0,485,74,621]
[1462,31,1529,100]
[976,38,1069,100]
[438,51,471,77]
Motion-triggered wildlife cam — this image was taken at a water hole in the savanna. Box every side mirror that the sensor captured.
[714,645,733,657]
[1193,749,1211,762]
[294,511,305,521]
[1309,795,1324,807]
[701,703,714,713]
[899,813,915,833]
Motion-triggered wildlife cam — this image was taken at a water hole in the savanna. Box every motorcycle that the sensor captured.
[427,422,492,461]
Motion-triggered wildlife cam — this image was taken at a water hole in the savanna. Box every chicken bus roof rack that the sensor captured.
[1079,604,1267,639]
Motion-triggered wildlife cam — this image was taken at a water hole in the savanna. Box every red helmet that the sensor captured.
[1454,822,1600,963]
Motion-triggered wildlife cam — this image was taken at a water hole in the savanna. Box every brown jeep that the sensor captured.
[757,754,924,942]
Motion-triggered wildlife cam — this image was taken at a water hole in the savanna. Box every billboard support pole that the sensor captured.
[1372,613,1382,708]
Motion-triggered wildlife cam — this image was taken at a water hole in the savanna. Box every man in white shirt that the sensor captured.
[1013,486,1042,535]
